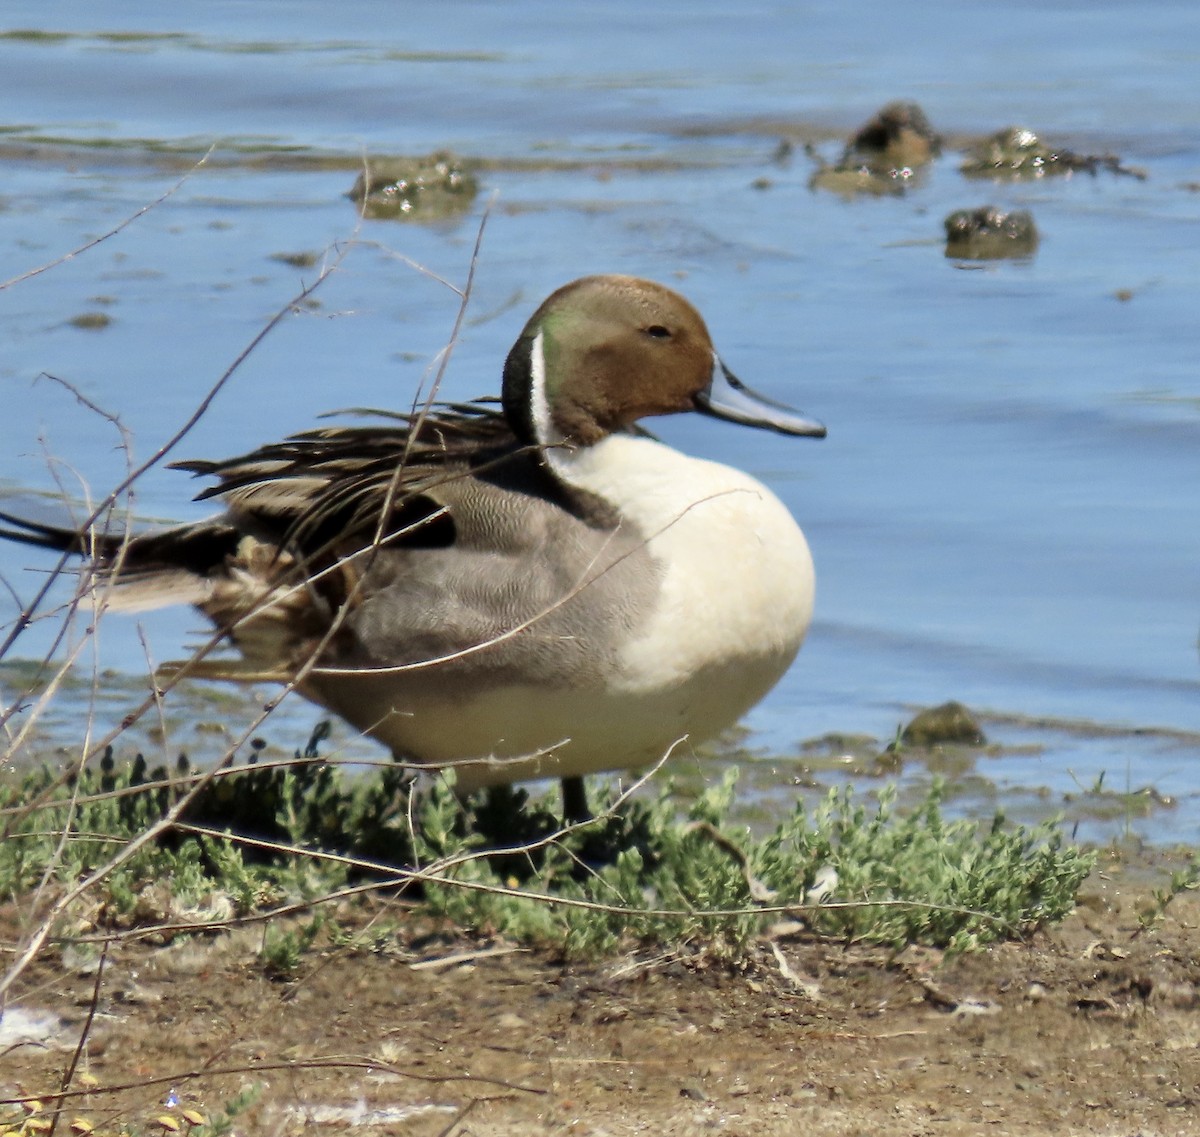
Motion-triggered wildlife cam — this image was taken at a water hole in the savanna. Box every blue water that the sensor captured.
[1,1,1198,843]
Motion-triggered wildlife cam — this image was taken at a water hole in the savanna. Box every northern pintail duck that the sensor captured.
[1,276,825,817]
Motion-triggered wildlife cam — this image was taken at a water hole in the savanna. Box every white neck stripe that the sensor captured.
[529,329,561,447]
[529,328,581,481]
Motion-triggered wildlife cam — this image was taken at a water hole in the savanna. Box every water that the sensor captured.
[1,1,1198,844]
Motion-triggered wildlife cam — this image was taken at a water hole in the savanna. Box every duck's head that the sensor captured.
[502,275,826,449]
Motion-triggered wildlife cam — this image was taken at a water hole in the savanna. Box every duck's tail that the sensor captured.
[0,508,239,613]
[0,509,122,557]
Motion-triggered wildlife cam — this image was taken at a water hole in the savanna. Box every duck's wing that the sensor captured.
[0,401,520,616]
[172,400,517,555]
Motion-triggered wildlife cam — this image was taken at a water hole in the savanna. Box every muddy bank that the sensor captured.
[3,852,1198,1136]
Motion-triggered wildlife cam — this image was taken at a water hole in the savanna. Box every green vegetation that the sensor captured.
[1136,854,1200,931]
[416,773,1094,956]
[0,731,1096,966]
[0,733,416,927]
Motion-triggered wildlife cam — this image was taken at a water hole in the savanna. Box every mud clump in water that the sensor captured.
[961,126,1145,180]
[848,101,942,168]
[808,100,941,197]
[347,151,479,221]
[270,250,321,268]
[944,205,1039,260]
[68,311,113,330]
[901,700,986,746]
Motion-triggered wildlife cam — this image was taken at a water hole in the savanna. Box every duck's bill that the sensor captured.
[695,358,826,438]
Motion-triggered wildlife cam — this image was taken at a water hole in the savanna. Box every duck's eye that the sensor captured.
[644,325,672,340]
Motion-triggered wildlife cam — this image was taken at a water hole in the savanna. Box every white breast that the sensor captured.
[553,433,815,695]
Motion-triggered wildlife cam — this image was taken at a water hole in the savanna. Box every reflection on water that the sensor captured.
[1,0,1198,843]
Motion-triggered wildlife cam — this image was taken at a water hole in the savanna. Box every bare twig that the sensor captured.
[681,820,779,903]
[0,247,360,854]
[0,1055,545,1106]
[435,1098,481,1137]
[49,941,109,1137]
[409,946,527,972]
[0,240,350,668]
[0,251,359,999]
[0,145,215,293]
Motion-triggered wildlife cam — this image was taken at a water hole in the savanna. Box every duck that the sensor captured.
[0,275,825,820]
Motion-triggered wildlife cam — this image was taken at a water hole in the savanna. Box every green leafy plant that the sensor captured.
[755,781,1095,951]
[1136,853,1200,931]
[1,738,1096,968]
[260,915,323,979]
[416,773,1096,958]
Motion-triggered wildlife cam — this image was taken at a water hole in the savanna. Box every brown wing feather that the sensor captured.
[169,396,625,566]
[170,400,518,557]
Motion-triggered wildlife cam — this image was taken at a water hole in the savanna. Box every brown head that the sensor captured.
[502,274,825,448]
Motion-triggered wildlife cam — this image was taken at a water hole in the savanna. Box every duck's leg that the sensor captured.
[560,775,590,823]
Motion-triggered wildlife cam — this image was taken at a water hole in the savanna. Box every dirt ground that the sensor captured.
[3,852,1200,1137]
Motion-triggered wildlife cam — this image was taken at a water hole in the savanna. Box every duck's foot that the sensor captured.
[560,776,591,824]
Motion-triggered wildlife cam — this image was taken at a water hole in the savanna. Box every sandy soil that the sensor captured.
[3,853,1199,1137]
